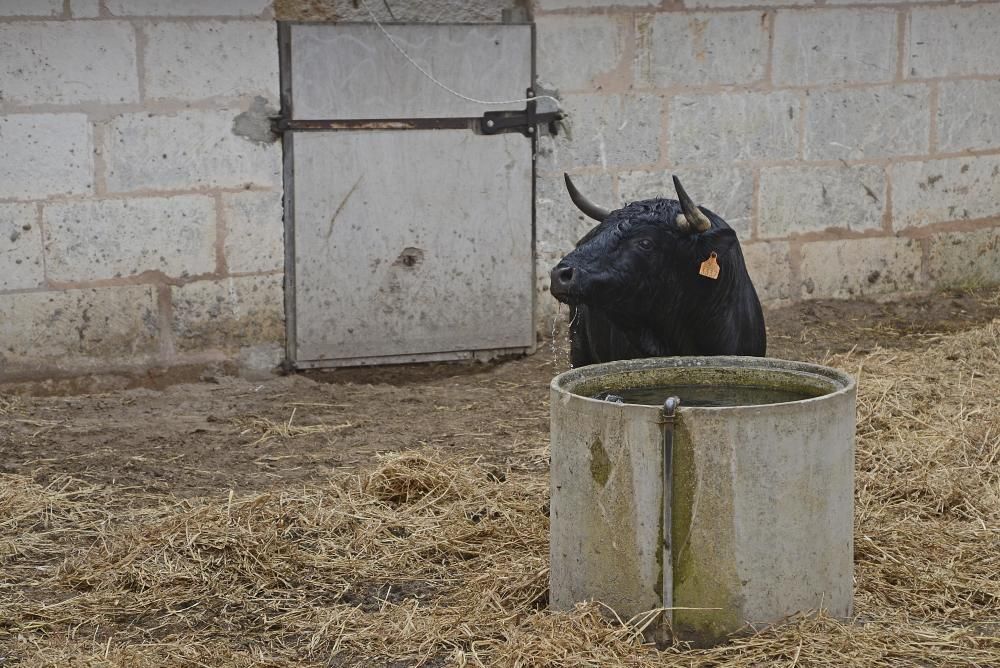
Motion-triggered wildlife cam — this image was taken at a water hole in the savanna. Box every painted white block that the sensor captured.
[937,80,1000,153]
[892,155,1000,228]
[105,109,281,192]
[106,0,271,16]
[804,85,930,160]
[0,1,61,16]
[908,5,1000,78]
[70,0,101,17]
[669,91,800,163]
[536,16,624,91]
[223,190,284,274]
[687,0,816,6]
[144,21,278,102]
[43,196,217,282]
[799,237,923,299]
[535,0,657,8]
[0,22,138,106]
[0,203,43,291]
[638,12,769,87]
[171,275,284,352]
[0,286,159,368]
[742,241,792,302]
[759,165,886,238]
[927,227,1000,288]
[0,114,93,200]
[773,10,897,86]
[536,94,661,172]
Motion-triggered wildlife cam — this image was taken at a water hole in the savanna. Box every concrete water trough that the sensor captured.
[549,356,856,647]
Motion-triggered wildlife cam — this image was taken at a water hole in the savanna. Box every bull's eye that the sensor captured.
[637,238,654,251]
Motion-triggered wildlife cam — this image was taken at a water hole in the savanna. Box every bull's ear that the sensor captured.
[694,226,739,257]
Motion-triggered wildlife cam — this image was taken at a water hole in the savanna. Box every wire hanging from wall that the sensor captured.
[357,0,562,112]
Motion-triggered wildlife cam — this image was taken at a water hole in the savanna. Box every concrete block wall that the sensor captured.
[533,0,1000,322]
[4,0,998,384]
[0,1,283,386]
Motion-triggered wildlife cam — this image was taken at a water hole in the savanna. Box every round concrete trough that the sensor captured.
[549,356,856,646]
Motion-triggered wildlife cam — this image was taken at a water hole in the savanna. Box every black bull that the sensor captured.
[549,174,766,367]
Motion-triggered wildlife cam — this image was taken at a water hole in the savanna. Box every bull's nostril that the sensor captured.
[558,266,574,283]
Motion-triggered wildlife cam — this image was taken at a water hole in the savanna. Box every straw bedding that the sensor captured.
[2,320,999,666]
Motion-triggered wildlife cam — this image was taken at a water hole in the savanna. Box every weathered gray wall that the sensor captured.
[534,0,1000,325]
[2,0,998,386]
[0,0,284,389]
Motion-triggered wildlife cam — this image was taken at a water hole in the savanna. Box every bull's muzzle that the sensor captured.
[549,263,580,304]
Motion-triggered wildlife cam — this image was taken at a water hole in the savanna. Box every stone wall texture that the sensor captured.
[0,1,283,383]
[534,0,1000,322]
[2,0,999,382]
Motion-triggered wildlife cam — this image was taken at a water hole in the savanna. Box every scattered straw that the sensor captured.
[0,394,21,416]
[2,318,1000,666]
[232,407,354,445]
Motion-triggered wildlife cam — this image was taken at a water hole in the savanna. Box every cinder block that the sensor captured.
[908,5,1000,78]
[804,85,930,160]
[144,21,278,102]
[773,10,897,86]
[741,241,792,302]
[0,203,43,291]
[306,0,517,21]
[536,172,614,257]
[700,0,913,3]
[799,237,923,299]
[0,22,138,106]
[70,0,101,17]
[43,196,217,282]
[619,167,753,239]
[105,109,281,192]
[171,274,284,352]
[927,227,1000,289]
[535,16,625,92]
[0,114,93,200]
[536,94,661,172]
[0,286,159,371]
[686,0,814,6]
[937,80,1000,153]
[536,0,657,9]
[669,91,799,163]
[638,12,768,88]
[0,1,61,16]
[892,155,1000,228]
[106,0,271,16]
[223,190,284,274]
[759,165,886,238]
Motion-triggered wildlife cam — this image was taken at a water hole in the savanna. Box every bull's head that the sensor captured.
[549,174,739,316]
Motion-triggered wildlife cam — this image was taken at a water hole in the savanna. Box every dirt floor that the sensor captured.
[2,287,999,667]
[2,288,999,498]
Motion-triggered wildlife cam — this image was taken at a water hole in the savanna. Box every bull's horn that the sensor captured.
[565,173,610,222]
[672,175,712,233]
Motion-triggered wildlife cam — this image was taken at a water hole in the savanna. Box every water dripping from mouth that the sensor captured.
[567,306,581,369]
[550,303,562,361]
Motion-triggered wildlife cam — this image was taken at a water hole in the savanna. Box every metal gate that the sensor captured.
[277,22,541,368]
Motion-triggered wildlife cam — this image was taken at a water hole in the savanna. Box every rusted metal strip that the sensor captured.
[273,117,477,132]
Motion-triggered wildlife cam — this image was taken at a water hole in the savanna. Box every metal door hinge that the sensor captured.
[481,90,563,137]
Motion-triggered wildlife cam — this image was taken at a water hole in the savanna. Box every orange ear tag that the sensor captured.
[699,252,720,280]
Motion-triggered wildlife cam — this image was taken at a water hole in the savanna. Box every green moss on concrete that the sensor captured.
[670,420,743,647]
[589,436,611,487]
